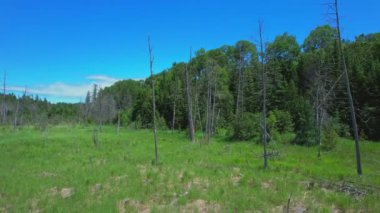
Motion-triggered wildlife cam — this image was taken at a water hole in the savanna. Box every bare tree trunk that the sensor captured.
[171,100,176,132]
[14,97,19,130]
[185,48,196,143]
[19,87,27,127]
[259,20,268,169]
[196,95,204,139]
[211,79,217,135]
[117,110,121,135]
[235,54,243,117]
[148,36,159,165]
[316,87,323,159]
[194,80,204,138]
[316,88,321,159]
[334,0,362,175]
[206,75,212,144]
[317,110,324,159]
[98,96,103,131]
[2,71,6,125]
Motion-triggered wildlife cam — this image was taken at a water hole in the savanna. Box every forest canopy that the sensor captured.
[2,25,380,141]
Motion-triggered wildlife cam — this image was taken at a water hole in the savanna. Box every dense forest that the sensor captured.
[1,25,380,144]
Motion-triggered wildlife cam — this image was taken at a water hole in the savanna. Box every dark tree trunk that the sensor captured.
[172,100,176,132]
[185,48,196,143]
[259,20,268,169]
[14,98,19,130]
[117,110,121,135]
[148,36,159,165]
[334,0,362,175]
[2,72,6,125]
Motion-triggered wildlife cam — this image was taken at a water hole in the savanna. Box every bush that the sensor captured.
[332,111,350,138]
[267,111,277,133]
[321,122,339,151]
[232,112,260,140]
[272,110,294,133]
[156,115,169,130]
[293,99,316,146]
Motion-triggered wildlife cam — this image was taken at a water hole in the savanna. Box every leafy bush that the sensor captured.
[272,110,294,133]
[293,99,316,146]
[332,111,351,138]
[321,122,339,151]
[232,112,260,140]
[156,115,169,130]
[267,111,277,133]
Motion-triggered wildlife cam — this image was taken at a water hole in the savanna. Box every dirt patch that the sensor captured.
[117,199,150,213]
[113,175,128,182]
[232,167,240,174]
[61,187,75,198]
[332,205,344,213]
[137,165,147,176]
[95,158,107,166]
[29,198,41,213]
[270,205,285,212]
[0,205,12,213]
[231,167,243,186]
[291,201,307,213]
[184,177,209,193]
[303,180,369,200]
[178,171,184,182]
[182,199,221,213]
[261,180,274,189]
[48,186,58,197]
[91,183,102,194]
[41,171,57,177]
[231,176,241,186]
[193,178,209,190]
[337,182,368,199]
[270,200,308,213]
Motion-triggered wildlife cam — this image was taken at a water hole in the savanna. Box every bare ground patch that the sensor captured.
[181,199,221,213]
[117,199,151,213]
[302,180,371,200]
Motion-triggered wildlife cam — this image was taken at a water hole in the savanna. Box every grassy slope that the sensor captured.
[0,125,379,212]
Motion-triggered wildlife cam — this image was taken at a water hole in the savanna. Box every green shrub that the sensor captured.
[293,98,316,146]
[157,115,169,130]
[232,112,260,140]
[321,122,339,151]
[332,111,351,138]
[267,111,277,133]
[272,110,294,133]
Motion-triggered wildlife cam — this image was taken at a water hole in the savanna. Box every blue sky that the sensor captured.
[0,0,379,103]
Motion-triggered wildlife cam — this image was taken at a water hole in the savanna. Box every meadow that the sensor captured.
[0,125,379,212]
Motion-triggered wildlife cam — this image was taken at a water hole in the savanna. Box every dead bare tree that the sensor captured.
[204,61,218,143]
[185,48,196,143]
[210,74,217,135]
[2,71,6,125]
[313,63,327,159]
[170,75,180,132]
[259,20,268,169]
[194,73,204,140]
[235,50,244,117]
[148,36,159,165]
[330,0,362,175]
[14,96,20,130]
[205,64,214,144]
[205,75,210,143]
[117,110,121,135]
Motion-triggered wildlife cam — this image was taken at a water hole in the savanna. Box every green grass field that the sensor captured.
[0,125,379,212]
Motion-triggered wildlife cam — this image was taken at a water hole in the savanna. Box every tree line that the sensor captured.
[1,26,379,144]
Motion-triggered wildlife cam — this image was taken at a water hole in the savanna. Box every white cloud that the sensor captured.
[86,75,120,85]
[7,75,122,102]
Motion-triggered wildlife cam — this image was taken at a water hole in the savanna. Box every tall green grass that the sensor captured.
[0,125,379,212]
